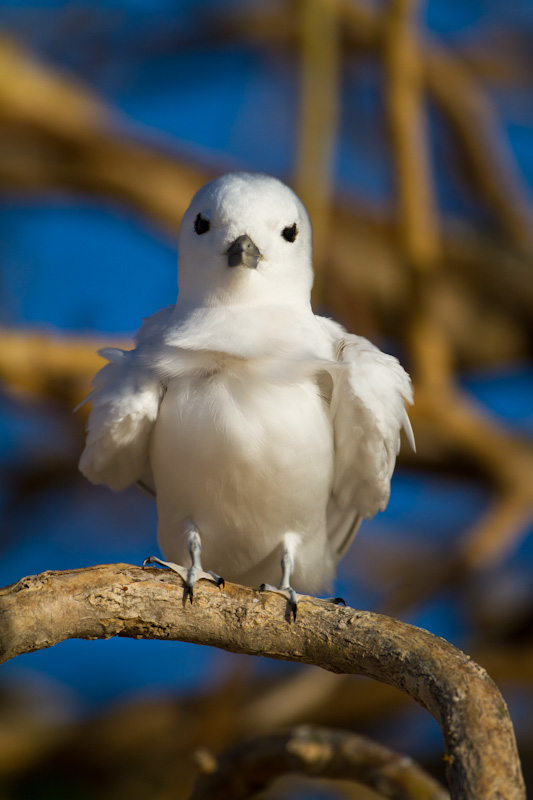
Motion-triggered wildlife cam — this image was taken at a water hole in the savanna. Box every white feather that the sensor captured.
[79,348,163,491]
[318,317,413,518]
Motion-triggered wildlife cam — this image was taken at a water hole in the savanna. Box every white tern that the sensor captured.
[79,172,414,617]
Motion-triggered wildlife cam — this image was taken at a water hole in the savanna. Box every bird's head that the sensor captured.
[177,172,313,309]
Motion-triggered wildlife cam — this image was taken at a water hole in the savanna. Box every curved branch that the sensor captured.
[0,564,524,800]
[191,725,449,800]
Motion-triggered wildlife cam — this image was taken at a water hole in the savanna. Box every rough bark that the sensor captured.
[0,564,524,800]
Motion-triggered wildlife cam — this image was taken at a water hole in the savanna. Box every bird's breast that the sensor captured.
[150,363,334,523]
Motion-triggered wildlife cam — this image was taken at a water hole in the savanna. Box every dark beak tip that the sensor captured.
[227,253,246,268]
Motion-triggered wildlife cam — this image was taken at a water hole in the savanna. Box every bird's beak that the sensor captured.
[226,234,261,269]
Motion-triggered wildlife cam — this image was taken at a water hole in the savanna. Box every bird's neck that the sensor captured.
[176,288,312,314]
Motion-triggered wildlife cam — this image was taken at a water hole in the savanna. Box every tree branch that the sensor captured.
[0,564,525,800]
[0,327,124,406]
[191,725,449,800]
[0,33,209,233]
[293,0,340,307]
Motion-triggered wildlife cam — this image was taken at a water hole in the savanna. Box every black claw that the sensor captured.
[291,604,297,622]
[217,577,225,588]
[334,597,346,606]
[259,583,266,592]
[186,586,194,604]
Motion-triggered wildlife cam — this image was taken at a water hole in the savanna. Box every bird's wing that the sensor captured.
[318,317,415,560]
[78,309,172,492]
[326,498,363,561]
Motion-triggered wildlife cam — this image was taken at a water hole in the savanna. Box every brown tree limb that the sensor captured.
[381,0,454,409]
[412,388,533,571]
[0,564,525,800]
[0,33,209,232]
[293,0,340,307]
[191,725,449,800]
[0,327,126,405]
[423,39,533,253]
[383,0,441,275]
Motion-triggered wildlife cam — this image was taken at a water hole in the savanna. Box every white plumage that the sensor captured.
[80,172,414,601]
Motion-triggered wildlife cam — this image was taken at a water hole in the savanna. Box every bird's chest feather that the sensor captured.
[151,363,333,500]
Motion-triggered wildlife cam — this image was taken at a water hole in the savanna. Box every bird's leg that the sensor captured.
[143,519,224,603]
[260,533,302,621]
[279,548,301,621]
[184,523,225,601]
[259,534,346,619]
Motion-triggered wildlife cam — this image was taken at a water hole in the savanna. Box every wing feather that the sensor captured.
[319,317,414,556]
[78,312,170,491]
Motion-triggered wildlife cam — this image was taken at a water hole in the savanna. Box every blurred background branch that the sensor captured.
[191,725,449,800]
[293,0,340,305]
[0,33,208,230]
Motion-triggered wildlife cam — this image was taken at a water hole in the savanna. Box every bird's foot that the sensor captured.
[259,585,346,620]
[142,556,224,603]
[259,583,301,621]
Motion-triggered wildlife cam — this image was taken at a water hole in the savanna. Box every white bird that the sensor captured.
[79,172,414,617]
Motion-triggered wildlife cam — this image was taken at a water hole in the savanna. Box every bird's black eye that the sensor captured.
[194,213,210,235]
[282,223,298,243]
